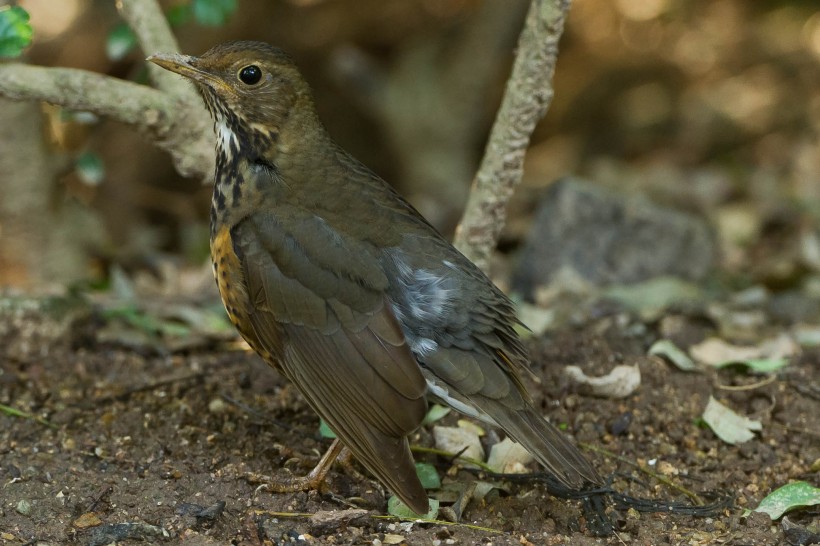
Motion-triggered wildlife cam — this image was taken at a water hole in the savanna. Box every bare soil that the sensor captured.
[1,309,818,545]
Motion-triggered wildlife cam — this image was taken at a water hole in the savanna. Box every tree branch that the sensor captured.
[453,0,571,271]
[0,63,213,180]
[117,0,188,96]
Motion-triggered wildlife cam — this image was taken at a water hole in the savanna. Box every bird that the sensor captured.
[148,41,602,515]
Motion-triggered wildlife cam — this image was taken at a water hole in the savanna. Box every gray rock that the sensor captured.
[513,178,716,297]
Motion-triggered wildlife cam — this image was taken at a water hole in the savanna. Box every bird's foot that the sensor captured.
[247,439,344,495]
[337,446,367,483]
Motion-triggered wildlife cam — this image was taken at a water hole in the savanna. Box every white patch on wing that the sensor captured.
[425,379,496,424]
[406,268,454,322]
[409,336,438,356]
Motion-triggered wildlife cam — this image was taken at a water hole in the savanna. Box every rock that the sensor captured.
[512,178,716,298]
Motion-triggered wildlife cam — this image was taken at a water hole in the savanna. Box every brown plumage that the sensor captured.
[149,41,602,514]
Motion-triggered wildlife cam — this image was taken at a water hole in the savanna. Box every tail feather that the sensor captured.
[482,401,602,489]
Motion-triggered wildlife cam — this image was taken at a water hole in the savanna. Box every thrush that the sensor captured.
[149,41,602,514]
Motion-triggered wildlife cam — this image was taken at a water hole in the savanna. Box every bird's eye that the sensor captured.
[238,65,262,85]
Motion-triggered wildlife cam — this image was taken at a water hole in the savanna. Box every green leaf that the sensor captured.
[649,339,698,372]
[166,4,193,27]
[414,462,441,489]
[75,152,105,186]
[192,0,238,26]
[603,277,703,320]
[750,481,820,520]
[422,404,451,425]
[702,396,761,445]
[711,358,789,374]
[102,305,191,338]
[387,496,439,519]
[0,6,33,58]
[106,23,137,61]
[318,419,336,439]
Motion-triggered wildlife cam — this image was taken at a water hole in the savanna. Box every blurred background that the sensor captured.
[1,0,819,302]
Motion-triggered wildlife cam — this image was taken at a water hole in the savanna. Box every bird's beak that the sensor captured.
[148,52,230,93]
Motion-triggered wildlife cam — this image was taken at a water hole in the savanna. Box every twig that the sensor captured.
[370,514,503,534]
[717,375,777,391]
[0,403,58,429]
[253,510,503,534]
[0,63,213,179]
[454,0,571,271]
[0,64,169,128]
[92,370,205,404]
[579,442,705,505]
[117,0,187,95]
[410,445,496,473]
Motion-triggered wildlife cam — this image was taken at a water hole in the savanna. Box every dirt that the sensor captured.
[1,306,818,545]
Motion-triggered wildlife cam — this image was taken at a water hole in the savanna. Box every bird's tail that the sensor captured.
[483,401,602,489]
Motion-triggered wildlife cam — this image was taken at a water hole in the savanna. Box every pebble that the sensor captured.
[16,500,31,516]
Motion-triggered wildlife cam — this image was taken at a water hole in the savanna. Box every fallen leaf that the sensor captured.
[702,396,762,444]
[387,496,439,519]
[752,481,820,520]
[603,277,703,320]
[414,462,441,489]
[649,339,699,371]
[516,302,556,337]
[792,324,820,348]
[487,437,534,474]
[73,512,103,529]
[422,404,451,425]
[690,334,797,371]
[563,364,640,398]
[433,426,484,467]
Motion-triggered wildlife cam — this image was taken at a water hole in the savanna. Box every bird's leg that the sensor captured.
[254,439,344,494]
[337,445,368,483]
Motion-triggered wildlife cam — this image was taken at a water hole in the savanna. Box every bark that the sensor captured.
[0,100,104,287]
[453,0,572,272]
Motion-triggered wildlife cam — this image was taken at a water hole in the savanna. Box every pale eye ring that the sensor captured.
[238,65,262,85]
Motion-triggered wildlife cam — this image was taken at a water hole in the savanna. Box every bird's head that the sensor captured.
[149,41,314,153]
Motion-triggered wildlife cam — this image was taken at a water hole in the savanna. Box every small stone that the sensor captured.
[513,177,715,296]
[15,500,31,516]
[208,398,226,413]
[73,512,103,529]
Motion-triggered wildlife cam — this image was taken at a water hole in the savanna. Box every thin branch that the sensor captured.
[453,0,571,271]
[117,0,187,96]
[0,63,213,180]
[0,63,168,128]
[579,442,705,505]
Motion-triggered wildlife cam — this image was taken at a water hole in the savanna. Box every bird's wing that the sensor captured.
[384,236,602,490]
[231,211,430,513]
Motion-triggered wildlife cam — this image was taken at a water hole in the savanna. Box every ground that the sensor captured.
[1,301,818,546]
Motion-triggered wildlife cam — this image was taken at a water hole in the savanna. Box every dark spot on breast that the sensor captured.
[215,189,226,211]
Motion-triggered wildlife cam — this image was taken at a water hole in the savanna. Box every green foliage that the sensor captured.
[749,481,820,520]
[414,462,441,489]
[648,339,698,371]
[106,23,137,62]
[0,6,33,58]
[710,357,789,374]
[75,152,105,186]
[422,404,451,425]
[192,0,238,26]
[166,4,194,27]
[386,496,439,519]
[318,419,337,439]
[102,305,191,338]
[105,1,235,61]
